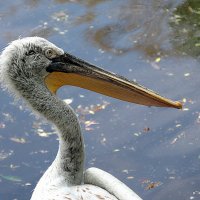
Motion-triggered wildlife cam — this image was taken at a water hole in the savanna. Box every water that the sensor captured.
[0,0,200,199]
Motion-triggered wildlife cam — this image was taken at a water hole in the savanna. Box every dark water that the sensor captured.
[0,0,200,199]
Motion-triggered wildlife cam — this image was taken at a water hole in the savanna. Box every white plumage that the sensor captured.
[0,37,181,200]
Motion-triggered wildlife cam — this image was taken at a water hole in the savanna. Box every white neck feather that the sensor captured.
[17,78,85,188]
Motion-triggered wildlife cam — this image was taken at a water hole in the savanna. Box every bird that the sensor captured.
[0,37,182,200]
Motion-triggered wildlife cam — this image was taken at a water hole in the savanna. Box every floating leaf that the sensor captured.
[182,98,187,103]
[10,164,20,169]
[84,120,99,131]
[52,11,69,22]
[133,132,142,137]
[76,101,110,116]
[171,132,185,144]
[184,73,190,77]
[100,137,106,145]
[0,150,13,161]
[155,57,161,63]
[85,120,99,127]
[36,128,55,137]
[127,176,134,180]
[2,112,14,122]
[122,169,129,174]
[175,124,181,128]
[0,174,22,182]
[143,127,150,132]
[10,137,26,144]
[141,179,162,190]
[63,98,73,105]
[0,123,5,129]
[145,181,161,190]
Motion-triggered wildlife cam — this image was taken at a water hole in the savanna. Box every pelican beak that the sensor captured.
[45,53,182,109]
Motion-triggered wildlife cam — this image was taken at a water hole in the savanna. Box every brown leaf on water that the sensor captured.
[143,127,150,132]
[145,181,162,190]
[76,101,110,131]
[52,11,69,22]
[91,101,110,112]
[0,123,5,129]
[84,120,99,131]
[141,179,162,190]
[76,101,110,116]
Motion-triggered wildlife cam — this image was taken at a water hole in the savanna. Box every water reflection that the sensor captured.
[54,0,107,7]
[24,0,40,7]
[0,0,200,200]
[87,1,184,56]
[170,0,200,57]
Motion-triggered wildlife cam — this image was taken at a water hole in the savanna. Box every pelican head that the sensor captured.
[0,37,182,109]
[0,37,63,96]
[0,37,182,200]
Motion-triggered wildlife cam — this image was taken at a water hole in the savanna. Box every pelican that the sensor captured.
[0,37,182,200]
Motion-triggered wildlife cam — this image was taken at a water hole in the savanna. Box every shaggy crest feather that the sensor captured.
[0,37,63,100]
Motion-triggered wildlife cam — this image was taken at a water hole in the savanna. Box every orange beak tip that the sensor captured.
[175,101,183,109]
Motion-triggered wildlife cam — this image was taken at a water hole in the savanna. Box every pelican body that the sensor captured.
[0,37,182,200]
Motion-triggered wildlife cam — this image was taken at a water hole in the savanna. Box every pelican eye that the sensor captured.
[45,49,56,59]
